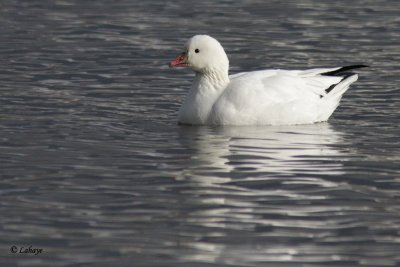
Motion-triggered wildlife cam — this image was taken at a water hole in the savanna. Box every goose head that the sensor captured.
[169,35,229,76]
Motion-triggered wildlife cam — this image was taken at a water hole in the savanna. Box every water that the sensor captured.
[1,0,399,266]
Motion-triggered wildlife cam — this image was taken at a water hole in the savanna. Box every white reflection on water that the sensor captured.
[173,123,350,264]
[176,122,345,182]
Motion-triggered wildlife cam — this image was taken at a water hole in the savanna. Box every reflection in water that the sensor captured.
[219,124,345,176]
[177,123,345,181]
[173,124,363,265]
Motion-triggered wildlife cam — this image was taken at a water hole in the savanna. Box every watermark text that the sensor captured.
[10,245,43,255]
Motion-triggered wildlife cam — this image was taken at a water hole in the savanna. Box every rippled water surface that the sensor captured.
[1,0,400,266]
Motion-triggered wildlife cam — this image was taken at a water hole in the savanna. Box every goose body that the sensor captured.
[169,35,365,126]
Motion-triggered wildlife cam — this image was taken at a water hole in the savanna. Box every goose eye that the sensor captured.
[195,49,200,53]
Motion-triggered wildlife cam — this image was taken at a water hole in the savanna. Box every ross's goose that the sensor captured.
[169,35,366,125]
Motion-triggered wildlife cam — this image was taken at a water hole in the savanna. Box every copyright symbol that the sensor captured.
[10,246,18,253]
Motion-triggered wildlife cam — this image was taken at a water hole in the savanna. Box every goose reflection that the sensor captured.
[176,123,345,182]
[173,123,348,264]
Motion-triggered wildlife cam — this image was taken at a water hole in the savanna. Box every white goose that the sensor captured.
[169,35,366,126]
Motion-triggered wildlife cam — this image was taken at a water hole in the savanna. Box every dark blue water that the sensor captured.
[1,0,400,266]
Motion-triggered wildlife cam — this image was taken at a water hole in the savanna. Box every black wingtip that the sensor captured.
[322,65,368,76]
